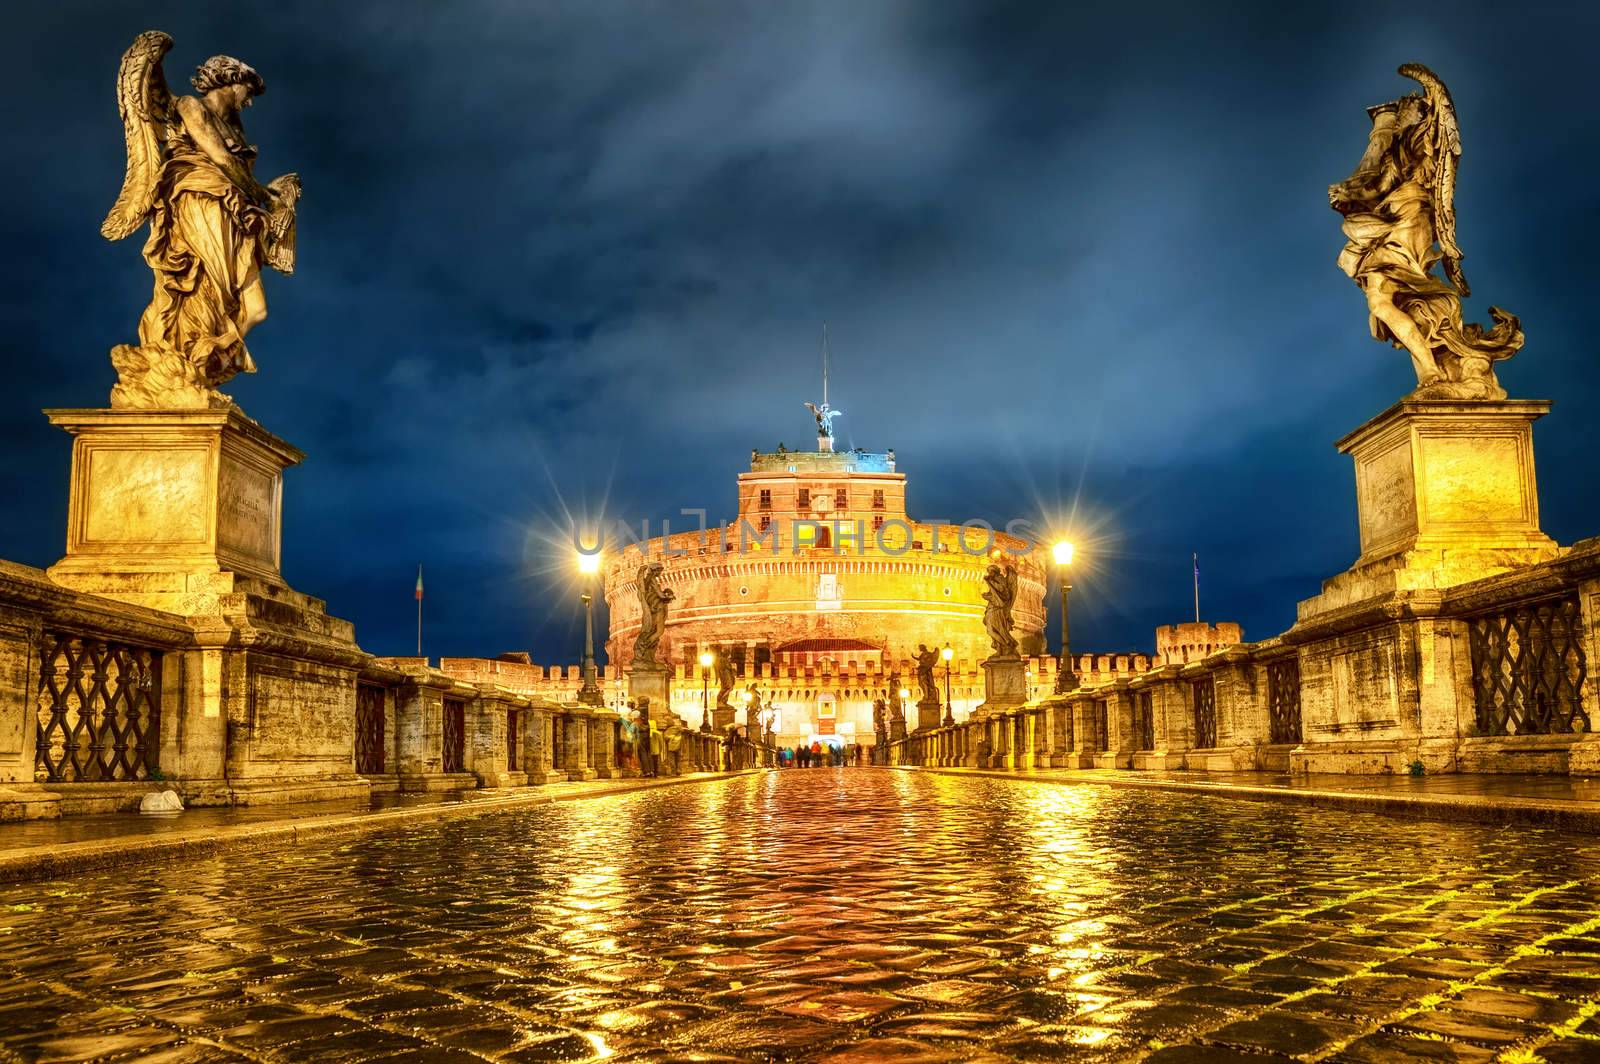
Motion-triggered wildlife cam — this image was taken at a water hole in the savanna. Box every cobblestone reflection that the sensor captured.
[1,769,1599,1061]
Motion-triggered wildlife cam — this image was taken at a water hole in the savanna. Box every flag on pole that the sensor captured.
[415,565,424,600]
[1192,552,1200,624]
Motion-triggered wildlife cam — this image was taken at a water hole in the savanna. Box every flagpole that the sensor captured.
[415,564,424,658]
[1192,553,1200,624]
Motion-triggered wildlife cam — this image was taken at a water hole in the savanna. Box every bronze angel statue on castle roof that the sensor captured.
[102,31,301,409]
[1329,63,1521,400]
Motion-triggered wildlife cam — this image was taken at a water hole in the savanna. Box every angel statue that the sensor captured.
[632,562,675,667]
[1329,63,1521,400]
[101,31,301,410]
[886,670,906,724]
[714,651,737,710]
[744,684,764,739]
[982,561,1020,660]
[914,644,940,704]
[804,401,843,439]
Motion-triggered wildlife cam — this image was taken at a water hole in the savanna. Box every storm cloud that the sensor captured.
[3,1,1597,662]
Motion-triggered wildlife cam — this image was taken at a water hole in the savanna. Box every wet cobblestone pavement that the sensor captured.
[2,770,1599,1063]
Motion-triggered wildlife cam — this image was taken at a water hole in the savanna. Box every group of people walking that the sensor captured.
[779,741,866,767]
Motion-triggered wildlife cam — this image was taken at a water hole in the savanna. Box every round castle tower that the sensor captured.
[602,442,1048,679]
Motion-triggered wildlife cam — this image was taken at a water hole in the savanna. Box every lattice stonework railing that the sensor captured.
[1266,658,1303,745]
[1192,676,1217,750]
[442,698,467,773]
[35,633,162,783]
[355,684,386,775]
[1135,689,1155,751]
[1468,595,1589,736]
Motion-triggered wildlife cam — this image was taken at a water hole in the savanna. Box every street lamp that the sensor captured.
[698,650,714,732]
[941,644,954,726]
[1053,540,1078,694]
[577,548,603,706]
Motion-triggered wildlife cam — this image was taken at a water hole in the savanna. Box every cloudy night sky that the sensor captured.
[2,1,1596,665]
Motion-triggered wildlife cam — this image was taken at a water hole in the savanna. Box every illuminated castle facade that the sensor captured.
[597,432,1050,743]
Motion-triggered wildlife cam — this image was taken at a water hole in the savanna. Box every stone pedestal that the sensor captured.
[915,698,941,732]
[628,664,674,722]
[889,715,907,742]
[39,407,371,806]
[1300,399,1559,619]
[712,703,736,731]
[45,408,302,614]
[977,656,1028,717]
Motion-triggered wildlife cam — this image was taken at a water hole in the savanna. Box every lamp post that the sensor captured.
[577,549,603,706]
[698,651,714,732]
[941,644,954,726]
[1053,540,1078,694]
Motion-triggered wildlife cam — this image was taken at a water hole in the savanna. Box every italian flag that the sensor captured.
[415,565,424,601]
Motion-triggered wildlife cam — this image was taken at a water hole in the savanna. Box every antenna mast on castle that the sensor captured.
[806,322,842,452]
[822,322,829,408]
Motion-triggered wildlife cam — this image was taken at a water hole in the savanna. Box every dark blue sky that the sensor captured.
[3,2,1597,665]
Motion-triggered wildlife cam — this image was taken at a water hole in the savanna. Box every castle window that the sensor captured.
[758,489,771,510]
[872,489,885,509]
[758,514,771,531]
[872,514,884,531]
[797,488,811,509]
[834,488,847,509]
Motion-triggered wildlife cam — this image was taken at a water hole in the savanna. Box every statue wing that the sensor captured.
[1399,63,1469,296]
[804,401,820,416]
[101,31,175,241]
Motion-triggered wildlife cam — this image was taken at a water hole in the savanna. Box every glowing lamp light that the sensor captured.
[698,651,714,669]
[1052,540,1074,567]
[898,687,910,700]
[577,549,602,575]
[941,645,953,662]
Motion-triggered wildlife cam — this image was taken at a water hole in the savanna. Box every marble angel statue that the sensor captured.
[982,561,1020,659]
[632,563,674,667]
[914,645,939,704]
[715,651,736,710]
[1328,63,1521,400]
[102,31,301,409]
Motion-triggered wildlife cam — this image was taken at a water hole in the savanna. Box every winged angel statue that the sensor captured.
[981,561,1019,660]
[804,401,842,439]
[101,31,301,409]
[1329,64,1520,400]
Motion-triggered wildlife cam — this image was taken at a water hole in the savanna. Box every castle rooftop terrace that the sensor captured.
[749,449,896,473]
